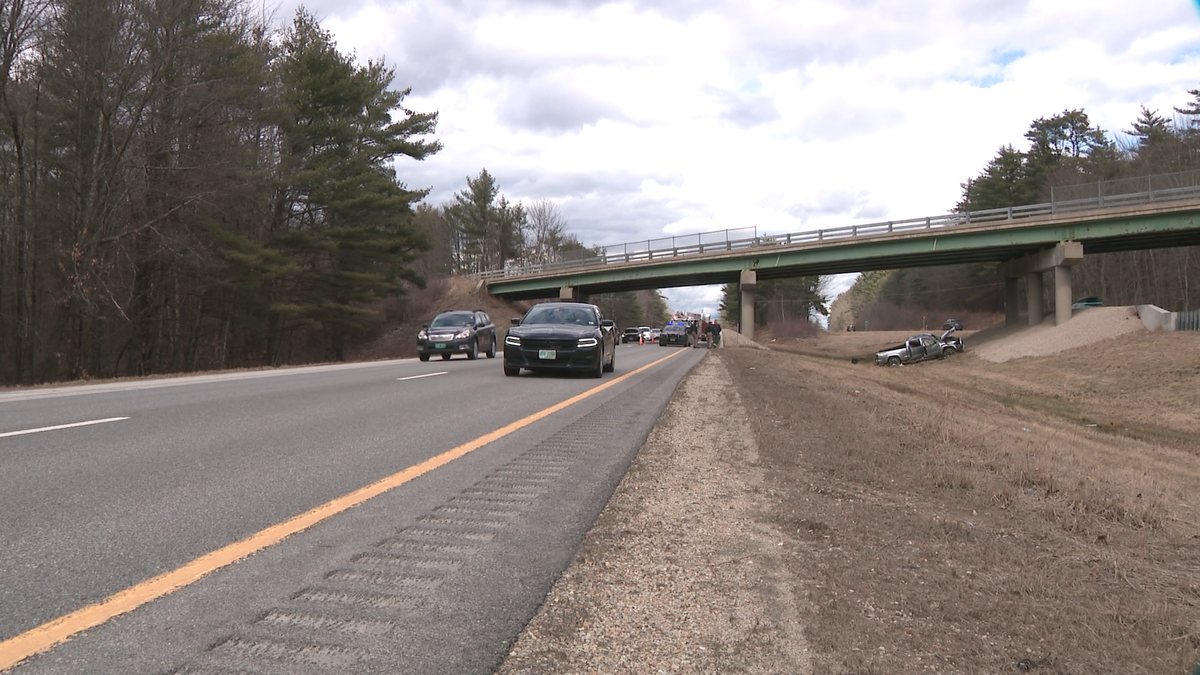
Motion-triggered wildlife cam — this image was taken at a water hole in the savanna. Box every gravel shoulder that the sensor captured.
[496,353,813,674]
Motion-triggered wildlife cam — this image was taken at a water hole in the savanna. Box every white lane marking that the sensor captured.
[397,372,449,381]
[0,417,131,439]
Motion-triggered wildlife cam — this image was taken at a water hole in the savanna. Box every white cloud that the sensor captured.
[277,0,1200,309]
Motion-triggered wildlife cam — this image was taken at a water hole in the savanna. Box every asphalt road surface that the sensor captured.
[0,342,706,674]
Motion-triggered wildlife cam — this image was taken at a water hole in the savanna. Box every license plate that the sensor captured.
[538,349,556,360]
[434,343,446,349]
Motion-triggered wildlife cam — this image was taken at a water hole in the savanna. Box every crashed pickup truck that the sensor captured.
[875,328,961,366]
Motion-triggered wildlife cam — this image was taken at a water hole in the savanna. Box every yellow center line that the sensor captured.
[0,348,688,671]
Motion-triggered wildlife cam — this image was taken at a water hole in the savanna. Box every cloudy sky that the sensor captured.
[274,0,1200,315]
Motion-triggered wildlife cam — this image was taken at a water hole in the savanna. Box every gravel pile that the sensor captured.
[969,306,1146,363]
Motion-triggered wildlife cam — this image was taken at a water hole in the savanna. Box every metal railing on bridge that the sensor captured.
[475,169,1200,281]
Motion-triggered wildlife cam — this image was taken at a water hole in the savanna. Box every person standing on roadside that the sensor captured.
[708,320,722,349]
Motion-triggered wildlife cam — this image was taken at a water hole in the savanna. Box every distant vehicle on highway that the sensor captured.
[622,327,642,344]
[639,326,653,342]
[503,302,617,377]
[649,328,661,343]
[1072,296,1104,309]
[417,310,497,361]
[658,324,689,346]
[943,318,964,331]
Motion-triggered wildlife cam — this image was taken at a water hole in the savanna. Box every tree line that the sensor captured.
[0,2,443,385]
[409,169,594,279]
[844,99,1200,329]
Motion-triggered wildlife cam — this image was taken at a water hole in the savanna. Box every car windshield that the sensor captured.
[429,313,474,329]
[524,306,596,326]
[664,326,685,333]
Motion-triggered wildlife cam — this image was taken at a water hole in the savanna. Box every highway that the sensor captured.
[0,343,707,674]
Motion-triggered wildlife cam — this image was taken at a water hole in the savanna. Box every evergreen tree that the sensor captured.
[444,169,499,273]
[443,169,527,273]
[1024,109,1120,193]
[270,9,440,361]
[1173,88,1200,126]
[1124,106,1185,173]
[957,145,1035,211]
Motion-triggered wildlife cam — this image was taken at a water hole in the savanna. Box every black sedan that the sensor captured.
[503,302,617,378]
[418,309,497,361]
[658,324,690,346]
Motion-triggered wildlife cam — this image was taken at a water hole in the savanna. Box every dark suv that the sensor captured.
[621,327,642,344]
[418,310,497,361]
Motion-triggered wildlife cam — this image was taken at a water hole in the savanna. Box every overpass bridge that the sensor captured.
[480,172,1200,340]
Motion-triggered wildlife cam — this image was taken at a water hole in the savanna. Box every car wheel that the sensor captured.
[418,353,429,362]
[589,354,604,378]
[441,353,451,361]
[888,356,901,366]
[467,340,478,360]
[603,347,615,372]
[486,336,496,358]
[503,364,520,377]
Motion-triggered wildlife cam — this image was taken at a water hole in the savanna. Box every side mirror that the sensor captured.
[600,319,615,328]
[511,317,521,325]
[422,323,429,330]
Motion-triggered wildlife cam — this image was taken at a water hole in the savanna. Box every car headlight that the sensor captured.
[577,337,598,348]
[417,330,427,340]
[455,329,472,340]
[505,335,521,346]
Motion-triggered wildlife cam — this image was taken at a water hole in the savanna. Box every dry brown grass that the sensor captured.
[724,326,1200,674]
[346,276,533,361]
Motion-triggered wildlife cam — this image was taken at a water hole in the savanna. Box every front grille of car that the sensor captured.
[521,338,578,350]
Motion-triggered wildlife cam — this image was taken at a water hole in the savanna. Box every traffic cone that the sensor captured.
[639,333,643,345]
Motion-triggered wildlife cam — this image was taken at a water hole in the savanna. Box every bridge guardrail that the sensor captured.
[474,170,1200,282]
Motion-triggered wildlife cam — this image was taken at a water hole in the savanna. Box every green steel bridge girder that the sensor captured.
[485,206,1200,300]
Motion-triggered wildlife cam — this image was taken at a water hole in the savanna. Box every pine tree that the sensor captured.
[443,169,527,273]
[270,9,439,362]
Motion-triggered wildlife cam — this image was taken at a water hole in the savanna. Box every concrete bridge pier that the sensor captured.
[559,286,577,301]
[1054,264,1074,326]
[998,240,1083,327]
[739,270,757,341]
[1027,272,1043,327]
[1004,277,1020,326]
